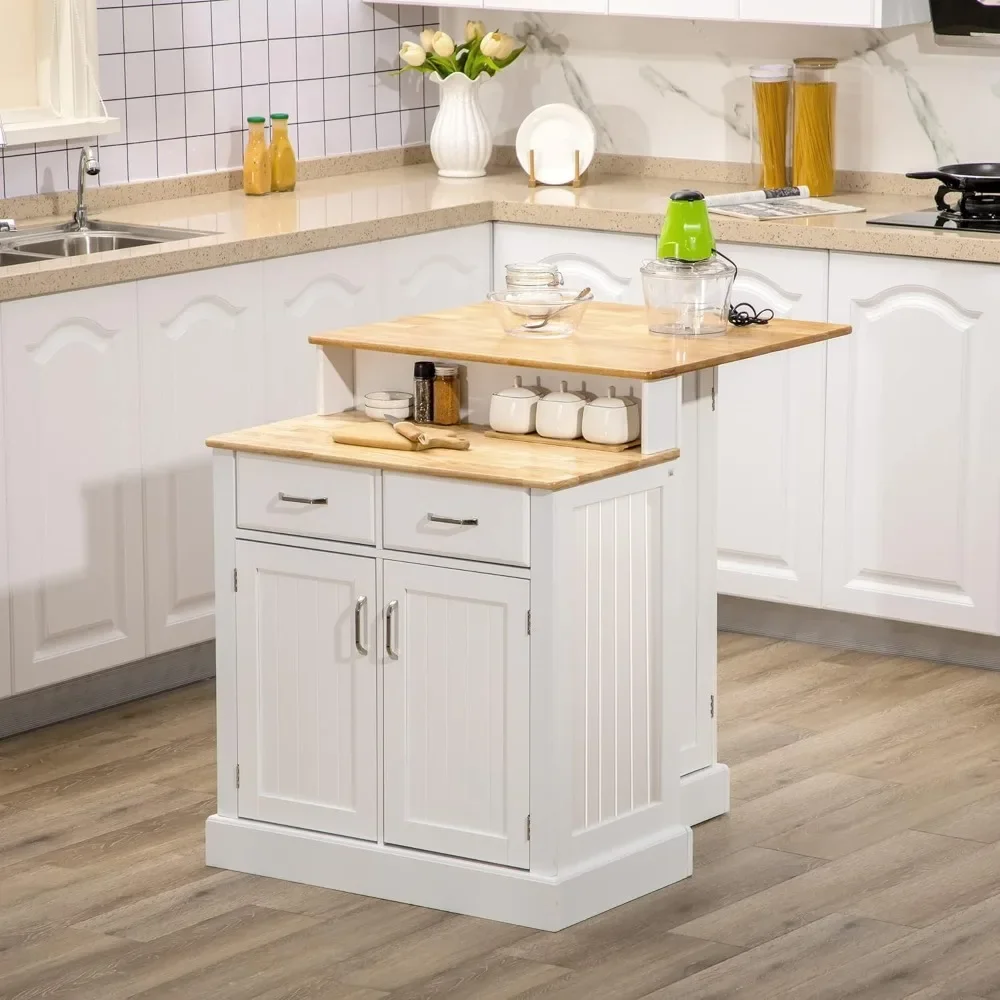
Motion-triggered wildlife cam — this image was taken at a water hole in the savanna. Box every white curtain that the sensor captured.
[37,0,104,119]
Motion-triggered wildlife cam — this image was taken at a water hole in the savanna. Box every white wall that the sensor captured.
[444,12,998,174]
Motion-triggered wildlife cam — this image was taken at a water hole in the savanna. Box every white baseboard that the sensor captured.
[205,814,693,932]
[680,762,730,826]
[719,596,1000,671]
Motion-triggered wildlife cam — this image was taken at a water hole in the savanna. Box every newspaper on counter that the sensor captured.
[707,192,865,221]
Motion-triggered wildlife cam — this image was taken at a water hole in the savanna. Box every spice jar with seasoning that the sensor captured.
[413,361,435,423]
[433,365,461,426]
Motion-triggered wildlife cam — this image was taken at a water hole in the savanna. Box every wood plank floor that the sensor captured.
[2,633,1000,999]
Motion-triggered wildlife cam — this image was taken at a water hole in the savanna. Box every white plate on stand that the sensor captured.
[516,104,597,186]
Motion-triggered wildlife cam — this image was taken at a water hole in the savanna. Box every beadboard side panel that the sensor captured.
[542,466,679,869]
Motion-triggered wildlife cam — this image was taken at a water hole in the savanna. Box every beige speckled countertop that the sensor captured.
[0,162,995,303]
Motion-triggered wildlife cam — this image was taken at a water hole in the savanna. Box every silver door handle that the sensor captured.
[354,596,368,656]
[386,600,399,659]
[427,513,479,526]
[278,492,328,505]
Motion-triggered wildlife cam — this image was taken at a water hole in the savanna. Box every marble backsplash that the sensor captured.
[442,12,999,175]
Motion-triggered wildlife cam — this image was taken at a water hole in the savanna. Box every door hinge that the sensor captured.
[710,694,715,719]
[711,385,717,411]
[235,763,241,788]
[526,815,531,841]
[526,610,531,635]
[233,568,238,592]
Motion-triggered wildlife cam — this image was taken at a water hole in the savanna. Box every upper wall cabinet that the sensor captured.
[1,0,119,146]
[424,0,929,24]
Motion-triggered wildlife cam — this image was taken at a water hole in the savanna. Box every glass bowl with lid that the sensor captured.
[640,255,736,337]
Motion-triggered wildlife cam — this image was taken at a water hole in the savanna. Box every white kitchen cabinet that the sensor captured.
[235,540,378,840]
[609,0,736,17]
[493,223,650,304]
[0,326,10,700]
[716,244,828,607]
[3,284,145,692]
[823,253,1000,634]
[139,264,267,655]
[262,243,381,422]
[382,225,492,319]
[382,560,531,868]
[740,0,928,26]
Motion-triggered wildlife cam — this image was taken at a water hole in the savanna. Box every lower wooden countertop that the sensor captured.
[207,412,679,491]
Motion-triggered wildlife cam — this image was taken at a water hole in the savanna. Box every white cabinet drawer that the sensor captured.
[237,454,376,545]
[382,473,530,567]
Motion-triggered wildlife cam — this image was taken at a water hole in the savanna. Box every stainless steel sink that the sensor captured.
[2,220,214,259]
[0,250,51,267]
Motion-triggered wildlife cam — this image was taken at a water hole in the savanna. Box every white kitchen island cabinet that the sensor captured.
[823,253,1000,635]
[206,301,849,930]
[3,284,146,692]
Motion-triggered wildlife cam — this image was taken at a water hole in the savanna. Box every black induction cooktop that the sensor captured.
[868,209,1000,234]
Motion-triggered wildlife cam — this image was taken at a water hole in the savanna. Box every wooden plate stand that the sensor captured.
[528,149,583,189]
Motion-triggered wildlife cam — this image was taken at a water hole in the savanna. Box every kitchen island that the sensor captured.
[205,302,850,931]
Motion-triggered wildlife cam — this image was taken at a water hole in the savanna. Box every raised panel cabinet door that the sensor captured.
[0,318,11,700]
[493,223,652,304]
[235,541,378,840]
[3,284,145,692]
[262,243,381,421]
[382,560,530,868]
[824,253,1000,634]
[139,263,267,655]
[715,244,829,606]
[381,224,491,319]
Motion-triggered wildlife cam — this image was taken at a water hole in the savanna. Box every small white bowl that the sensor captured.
[364,391,412,421]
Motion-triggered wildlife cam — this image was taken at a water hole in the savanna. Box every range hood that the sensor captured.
[932,0,1000,40]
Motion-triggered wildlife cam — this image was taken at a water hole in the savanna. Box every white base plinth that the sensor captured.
[680,763,731,826]
[205,815,693,932]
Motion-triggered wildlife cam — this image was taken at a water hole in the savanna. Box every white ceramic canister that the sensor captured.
[489,376,540,435]
[582,386,641,445]
[535,380,587,440]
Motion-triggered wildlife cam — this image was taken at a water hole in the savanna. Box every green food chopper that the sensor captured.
[642,189,736,336]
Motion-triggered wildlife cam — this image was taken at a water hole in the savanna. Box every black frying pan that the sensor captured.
[907,163,1000,192]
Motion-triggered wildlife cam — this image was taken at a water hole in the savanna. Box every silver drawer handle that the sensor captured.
[354,596,368,656]
[386,600,399,659]
[427,513,479,526]
[278,492,328,506]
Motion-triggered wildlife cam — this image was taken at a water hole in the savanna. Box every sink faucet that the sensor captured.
[73,146,100,230]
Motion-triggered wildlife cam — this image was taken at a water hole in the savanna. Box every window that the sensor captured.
[0,0,118,146]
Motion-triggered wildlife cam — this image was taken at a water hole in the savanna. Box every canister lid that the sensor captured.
[414,361,435,379]
[751,64,791,81]
[641,253,736,277]
[793,57,838,69]
[435,364,459,377]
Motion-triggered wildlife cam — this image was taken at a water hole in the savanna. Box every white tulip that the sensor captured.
[480,31,504,58]
[419,29,435,52]
[465,19,486,41]
[494,33,516,59]
[431,31,455,58]
[399,41,426,67]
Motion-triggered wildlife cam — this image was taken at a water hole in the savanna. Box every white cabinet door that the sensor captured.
[740,0,874,24]
[0,322,10,700]
[381,225,492,319]
[263,243,381,421]
[139,264,267,655]
[3,284,145,691]
[716,245,829,606]
[383,560,530,868]
[493,223,650,304]
[236,541,378,841]
[824,253,1000,634]
[609,0,737,16]
[494,0,606,12]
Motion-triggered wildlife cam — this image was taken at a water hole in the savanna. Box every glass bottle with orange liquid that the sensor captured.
[243,117,271,196]
[269,113,297,192]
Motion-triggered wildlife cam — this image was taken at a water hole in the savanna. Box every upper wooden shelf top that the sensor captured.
[309,302,852,381]
[208,413,677,491]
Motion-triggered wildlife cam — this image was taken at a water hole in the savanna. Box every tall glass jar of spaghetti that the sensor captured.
[750,64,791,190]
[792,57,837,197]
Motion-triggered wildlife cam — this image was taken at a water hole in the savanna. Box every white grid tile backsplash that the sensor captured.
[0,0,440,198]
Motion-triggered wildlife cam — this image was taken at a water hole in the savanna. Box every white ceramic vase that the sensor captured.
[429,72,492,179]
